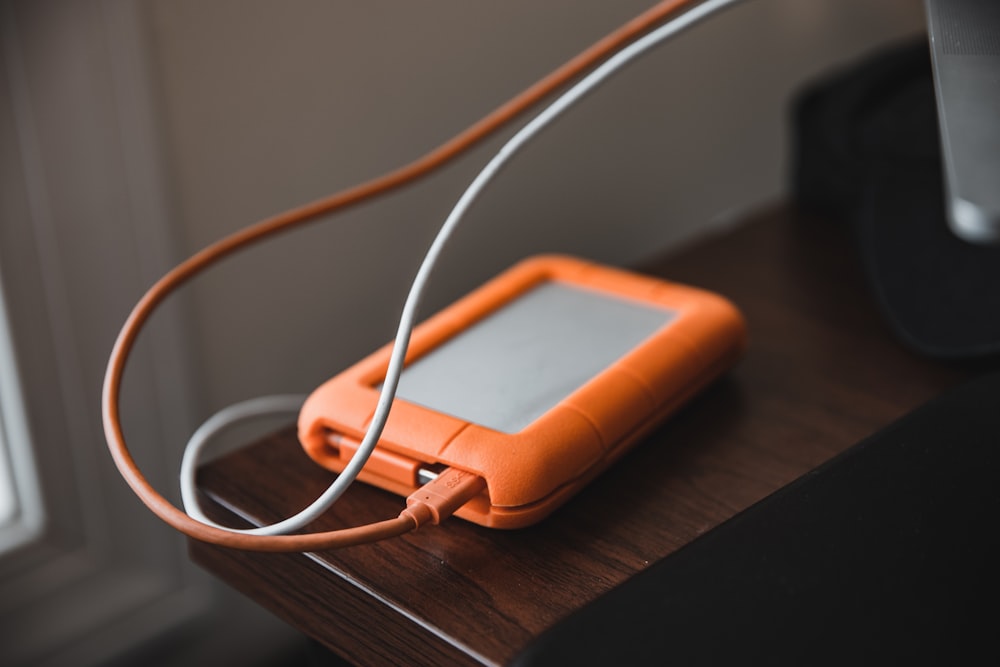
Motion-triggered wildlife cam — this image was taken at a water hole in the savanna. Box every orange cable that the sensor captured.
[101,0,698,552]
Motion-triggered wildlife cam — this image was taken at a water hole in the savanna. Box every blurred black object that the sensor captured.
[791,39,1000,360]
[511,370,1000,667]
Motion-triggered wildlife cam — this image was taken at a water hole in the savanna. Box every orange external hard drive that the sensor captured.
[298,255,746,529]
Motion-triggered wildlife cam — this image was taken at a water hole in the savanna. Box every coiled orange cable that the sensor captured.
[102,0,698,552]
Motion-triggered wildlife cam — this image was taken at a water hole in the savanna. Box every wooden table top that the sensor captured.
[189,205,967,666]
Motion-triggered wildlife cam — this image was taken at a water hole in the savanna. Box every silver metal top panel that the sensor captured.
[394,280,676,433]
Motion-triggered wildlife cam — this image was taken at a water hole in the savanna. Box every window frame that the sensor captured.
[0,1,214,663]
[0,278,44,553]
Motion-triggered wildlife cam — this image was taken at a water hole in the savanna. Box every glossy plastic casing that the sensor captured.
[298,255,746,528]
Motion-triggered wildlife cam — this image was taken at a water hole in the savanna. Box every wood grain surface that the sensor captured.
[189,206,967,666]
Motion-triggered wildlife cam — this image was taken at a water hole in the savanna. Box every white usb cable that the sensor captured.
[179,0,745,535]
